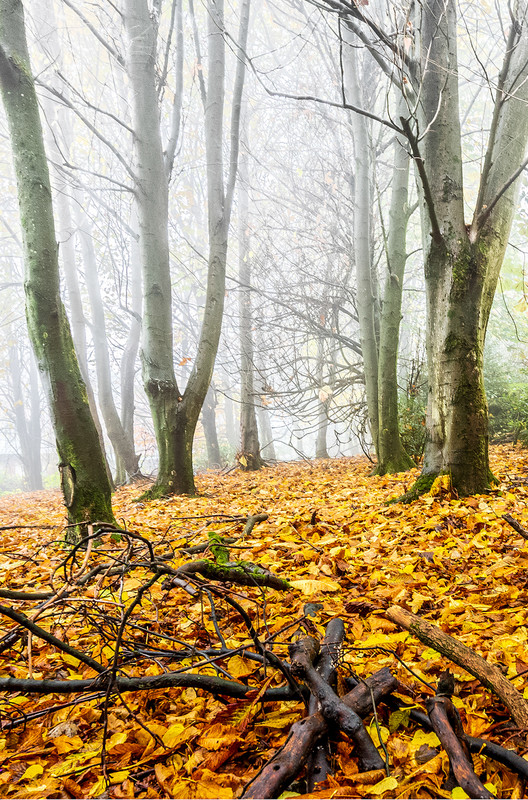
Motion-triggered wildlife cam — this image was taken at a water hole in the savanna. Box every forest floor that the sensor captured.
[1,444,528,799]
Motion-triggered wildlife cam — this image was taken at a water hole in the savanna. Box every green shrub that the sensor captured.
[487,385,528,442]
[399,395,426,462]
[398,356,427,463]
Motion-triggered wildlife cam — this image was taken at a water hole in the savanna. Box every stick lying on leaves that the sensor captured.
[305,617,344,790]
[502,513,528,540]
[289,636,384,772]
[242,663,397,799]
[427,671,493,799]
[385,604,528,729]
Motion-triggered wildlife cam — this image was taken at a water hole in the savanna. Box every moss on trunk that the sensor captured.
[0,0,114,533]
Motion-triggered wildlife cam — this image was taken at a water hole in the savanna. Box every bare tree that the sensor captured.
[0,0,114,529]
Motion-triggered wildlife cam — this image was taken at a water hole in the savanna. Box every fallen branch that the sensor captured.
[502,514,528,540]
[180,514,269,555]
[289,636,384,771]
[306,618,345,790]
[0,589,54,600]
[176,559,289,590]
[385,685,528,780]
[242,666,397,799]
[0,672,304,698]
[385,605,528,729]
[427,695,492,798]
[243,512,269,536]
[0,604,104,674]
[426,672,493,799]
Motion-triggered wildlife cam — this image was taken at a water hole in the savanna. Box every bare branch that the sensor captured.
[61,0,125,66]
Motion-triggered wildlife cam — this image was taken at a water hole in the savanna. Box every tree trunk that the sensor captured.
[74,197,140,479]
[375,93,414,475]
[253,337,276,461]
[342,29,379,458]
[0,0,114,529]
[120,207,142,471]
[27,351,43,490]
[315,338,329,459]
[202,385,222,468]
[223,386,239,452]
[124,0,184,493]
[34,0,112,483]
[412,0,528,495]
[8,338,43,491]
[238,145,262,471]
[125,0,250,495]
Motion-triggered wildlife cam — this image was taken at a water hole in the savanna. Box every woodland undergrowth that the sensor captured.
[1,445,528,798]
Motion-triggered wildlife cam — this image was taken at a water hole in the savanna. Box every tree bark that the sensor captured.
[342,28,379,457]
[74,197,140,479]
[426,694,493,799]
[202,385,222,467]
[385,605,528,729]
[315,337,330,459]
[238,143,263,470]
[125,0,250,496]
[254,353,276,461]
[8,338,43,490]
[412,0,528,495]
[120,206,142,476]
[124,0,183,493]
[376,92,414,475]
[0,0,114,530]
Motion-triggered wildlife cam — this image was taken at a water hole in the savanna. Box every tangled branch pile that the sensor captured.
[2,447,528,798]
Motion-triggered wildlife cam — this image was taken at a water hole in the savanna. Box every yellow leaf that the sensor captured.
[61,652,81,668]
[227,655,256,679]
[89,776,107,797]
[370,776,399,795]
[367,723,390,747]
[155,762,174,788]
[290,578,340,594]
[430,474,452,496]
[410,729,441,754]
[109,770,129,784]
[162,723,187,749]
[51,735,84,754]
[21,764,44,781]
[239,455,248,467]
[452,789,470,799]
[197,723,240,750]
[107,731,129,754]
[410,591,428,613]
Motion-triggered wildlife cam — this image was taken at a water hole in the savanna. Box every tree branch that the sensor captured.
[61,0,125,66]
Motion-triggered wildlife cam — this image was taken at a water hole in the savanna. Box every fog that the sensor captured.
[0,0,527,495]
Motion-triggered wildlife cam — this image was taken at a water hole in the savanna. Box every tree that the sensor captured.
[375,93,416,475]
[0,0,114,529]
[124,0,250,496]
[413,0,528,495]
[238,143,263,470]
[318,0,528,494]
[341,31,414,474]
[7,338,42,490]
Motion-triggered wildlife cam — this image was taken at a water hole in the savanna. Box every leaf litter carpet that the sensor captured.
[1,445,528,798]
